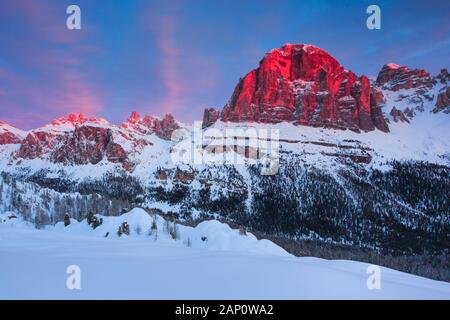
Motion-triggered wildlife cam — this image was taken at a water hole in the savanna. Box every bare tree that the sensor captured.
[170,221,179,240]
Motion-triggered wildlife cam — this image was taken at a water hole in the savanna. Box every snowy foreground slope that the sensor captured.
[0,210,449,300]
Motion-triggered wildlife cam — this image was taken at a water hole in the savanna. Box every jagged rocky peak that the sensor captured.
[221,43,389,132]
[14,111,182,169]
[17,114,139,171]
[15,113,114,160]
[375,63,449,115]
[123,111,156,129]
[127,111,141,123]
[52,112,88,125]
[122,111,180,140]
[50,112,109,128]
[376,63,434,91]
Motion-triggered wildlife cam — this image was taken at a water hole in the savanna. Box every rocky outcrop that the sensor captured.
[202,108,221,128]
[122,112,180,140]
[17,131,65,159]
[16,113,158,171]
[17,124,134,170]
[432,69,449,114]
[390,107,410,123]
[157,114,179,140]
[221,44,389,132]
[0,121,25,145]
[369,88,390,132]
[0,131,22,145]
[433,87,450,113]
[14,112,182,171]
[54,126,128,165]
[17,114,112,161]
[376,64,434,91]
[436,68,449,84]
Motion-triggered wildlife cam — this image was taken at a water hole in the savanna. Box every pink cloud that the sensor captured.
[0,65,103,128]
[0,0,104,127]
[146,14,220,120]
[154,15,184,114]
[49,72,103,115]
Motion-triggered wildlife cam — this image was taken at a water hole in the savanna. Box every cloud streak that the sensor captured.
[154,15,183,114]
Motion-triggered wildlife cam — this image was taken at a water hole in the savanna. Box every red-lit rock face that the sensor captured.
[17,114,111,161]
[55,126,129,166]
[0,121,25,145]
[17,125,133,168]
[0,132,22,144]
[158,114,179,140]
[222,44,389,132]
[17,131,63,159]
[16,113,163,171]
[370,87,390,132]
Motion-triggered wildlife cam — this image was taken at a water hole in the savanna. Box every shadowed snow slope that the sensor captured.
[0,210,449,299]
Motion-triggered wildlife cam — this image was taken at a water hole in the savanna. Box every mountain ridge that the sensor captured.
[1,44,448,133]
[1,44,448,172]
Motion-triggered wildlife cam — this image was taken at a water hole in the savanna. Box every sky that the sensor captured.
[0,0,449,129]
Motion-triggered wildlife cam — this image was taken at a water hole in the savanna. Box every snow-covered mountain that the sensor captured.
[9,112,180,172]
[0,43,448,281]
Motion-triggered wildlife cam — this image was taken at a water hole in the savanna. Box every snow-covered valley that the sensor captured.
[0,209,449,300]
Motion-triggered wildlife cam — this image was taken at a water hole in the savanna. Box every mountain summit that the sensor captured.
[216,44,389,132]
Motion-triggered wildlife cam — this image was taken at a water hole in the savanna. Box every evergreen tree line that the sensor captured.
[1,159,448,263]
[0,172,133,226]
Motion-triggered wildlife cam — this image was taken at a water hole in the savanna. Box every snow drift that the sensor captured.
[0,209,449,299]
